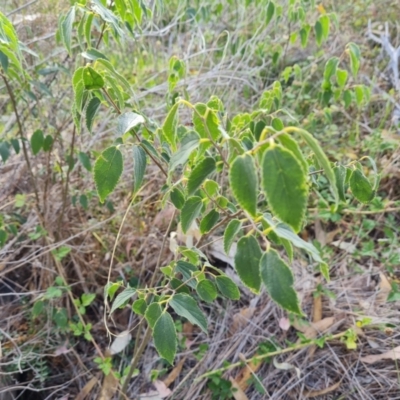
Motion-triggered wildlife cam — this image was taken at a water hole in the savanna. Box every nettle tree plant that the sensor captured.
[0,0,380,383]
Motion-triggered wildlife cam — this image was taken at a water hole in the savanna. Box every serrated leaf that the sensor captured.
[31,129,44,155]
[234,235,262,293]
[94,146,123,203]
[169,131,200,172]
[132,145,146,192]
[117,111,145,136]
[110,287,136,314]
[276,133,308,174]
[349,169,374,203]
[260,249,302,315]
[187,157,216,196]
[266,1,275,25]
[78,151,92,172]
[163,102,179,149]
[175,261,198,288]
[145,303,162,328]
[83,66,105,90]
[169,293,207,333]
[199,209,219,234]
[196,280,217,303]
[153,312,177,365]
[132,298,147,316]
[85,96,101,133]
[262,145,307,232]
[170,187,185,209]
[215,276,240,300]
[223,219,242,254]
[181,196,203,234]
[61,6,75,55]
[193,104,221,141]
[229,154,258,217]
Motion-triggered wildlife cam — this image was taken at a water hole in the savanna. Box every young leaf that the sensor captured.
[347,42,361,78]
[110,287,136,314]
[215,276,240,300]
[31,129,44,155]
[170,187,185,209]
[83,66,105,90]
[196,280,218,303]
[169,131,200,172]
[229,154,258,217]
[145,303,162,328]
[223,219,242,254]
[336,68,348,88]
[153,312,177,365]
[117,111,145,136]
[262,145,307,233]
[132,145,147,192]
[181,196,203,234]
[187,157,216,196]
[94,146,123,203]
[72,67,85,113]
[349,169,374,204]
[199,209,220,234]
[234,235,262,293]
[60,6,76,55]
[85,96,101,133]
[266,1,275,25]
[260,249,302,315]
[163,102,179,149]
[299,24,311,48]
[132,299,147,316]
[169,293,207,333]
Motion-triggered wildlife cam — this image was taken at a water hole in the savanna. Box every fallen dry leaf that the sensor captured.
[230,308,255,335]
[109,330,132,355]
[234,353,263,392]
[229,377,250,400]
[273,358,301,379]
[293,317,335,340]
[99,372,118,400]
[139,380,172,400]
[163,357,186,387]
[304,381,341,398]
[360,346,400,364]
[75,376,98,400]
[279,317,291,331]
[312,294,322,323]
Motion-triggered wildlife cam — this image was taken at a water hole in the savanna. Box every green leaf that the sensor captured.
[60,6,75,55]
[169,131,200,172]
[94,146,123,203]
[145,303,162,328]
[266,1,275,25]
[10,138,20,154]
[78,151,92,172]
[299,24,310,48]
[110,287,136,314]
[43,135,53,152]
[32,300,44,318]
[117,111,145,136]
[132,145,147,192]
[0,229,8,248]
[347,42,361,78]
[234,235,262,293]
[334,165,347,202]
[169,293,207,333]
[263,213,323,264]
[215,276,240,300]
[170,187,185,209]
[72,67,85,113]
[85,97,101,133]
[82,48,109,61]
[153,312,177,365]
[261,145,307,232]
[181,196,203,234]
[223,219,242,254]
[229,154,258,217]
[132,298,147,316]
[163,102,179,149]
[196,280,218,303]
[314,20,323,46]
[349,168,374,204]
[175,261,198,288]
[83,66,105,90]
[319,14,330,40]
[296,129,338,207]
[81,293,96,307]
[187,157,216,196]
[193,104,221,141]
[31,129,44,155]
[199,209,220,234]
[324,57,339,82]
[336,68,348,88]
[260,249,302,314]
[276,133,308,174]
[0,142,10,162]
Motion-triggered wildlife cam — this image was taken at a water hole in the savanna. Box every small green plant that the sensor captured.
[207,371,236,400]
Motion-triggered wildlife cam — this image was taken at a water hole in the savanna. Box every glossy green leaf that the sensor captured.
[85,96,101,133]
[170,187,185,209]
[153,312,177,365]
[132,145,147,192]
[110,287,136,314]
[78,151,92,172]
[60,6,75,55]
[266,1,275,25]
[349,168,374,204]
[31,129,44,155]
[163,102,179,148]
[260,249,302,314]
[187,157,216,196]
[215,276,240,300]
[145,303,162,328]
[196,280,218,303]
[234,235,262,293]
[229,154,258,217]
[169,131,200,172]
[169,293,207,333]
[181,196,203,234]
[199,209,220,234]
[83,66,105,90]
[223,219,242,254]
[117,111,145,136]
[94,146,123,203]
[262,145,307,232]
